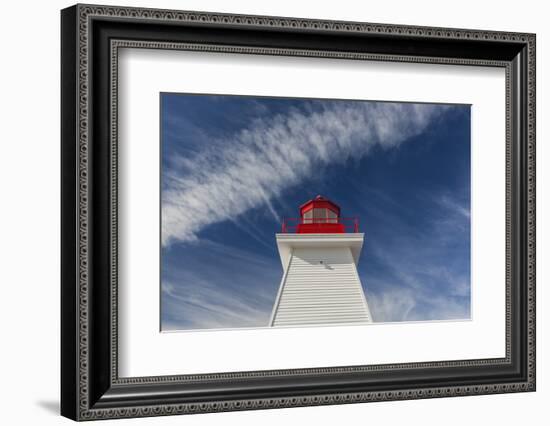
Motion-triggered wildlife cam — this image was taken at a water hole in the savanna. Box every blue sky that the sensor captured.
[160,93,471,331]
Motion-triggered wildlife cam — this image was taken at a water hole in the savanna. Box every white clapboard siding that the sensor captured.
[271,247,371,327]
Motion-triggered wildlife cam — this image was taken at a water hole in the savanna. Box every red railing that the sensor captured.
[281,217,360,233]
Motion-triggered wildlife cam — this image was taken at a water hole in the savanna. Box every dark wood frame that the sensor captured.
[61,3,536,421]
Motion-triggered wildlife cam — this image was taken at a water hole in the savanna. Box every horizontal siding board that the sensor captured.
[274,318,369,326]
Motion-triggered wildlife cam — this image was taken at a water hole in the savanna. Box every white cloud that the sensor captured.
[162,101,448,246]
[438,194,470,219]
[368,287,417,322]
[368,283,470,323]
[160,238,281,330]
[364,191,471,322]
[161,279,272,330]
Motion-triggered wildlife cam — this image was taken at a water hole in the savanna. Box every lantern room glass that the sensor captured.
[303,210,313,224]
[302,208,339,224]
[327,209,338,224]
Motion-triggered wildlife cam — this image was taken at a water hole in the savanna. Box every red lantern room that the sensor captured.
[281,195,359,234]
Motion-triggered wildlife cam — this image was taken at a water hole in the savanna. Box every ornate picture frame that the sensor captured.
[61,3,535,421]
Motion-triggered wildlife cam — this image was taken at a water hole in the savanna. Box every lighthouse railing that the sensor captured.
[281,217,359,233]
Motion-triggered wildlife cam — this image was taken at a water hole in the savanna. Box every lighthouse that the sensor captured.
[269,196,372,327]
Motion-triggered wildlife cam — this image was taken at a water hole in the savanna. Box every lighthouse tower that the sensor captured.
[269,196,372,327]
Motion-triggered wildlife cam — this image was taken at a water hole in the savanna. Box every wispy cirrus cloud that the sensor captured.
[363,192,471,322]
[368,286,470,323]
[162,101,449,246]
[161,238,281,330]
[162,279,272,330]
[437,194,470,220]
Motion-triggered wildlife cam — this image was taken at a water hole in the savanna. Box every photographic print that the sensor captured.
[160,94,471,331]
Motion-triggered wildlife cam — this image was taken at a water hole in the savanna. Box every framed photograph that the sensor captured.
[61,3,536,421]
